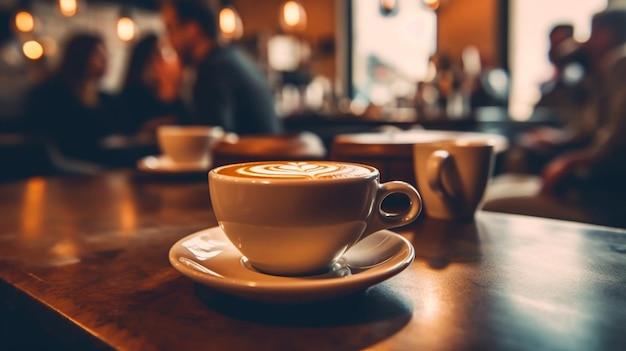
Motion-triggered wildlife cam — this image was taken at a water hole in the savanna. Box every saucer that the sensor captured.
[168,226,414,303]
[136,155,210,174]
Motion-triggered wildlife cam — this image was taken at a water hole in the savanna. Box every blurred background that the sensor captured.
[0,0,621,181]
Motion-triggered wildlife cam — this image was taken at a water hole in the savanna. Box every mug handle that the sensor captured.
[363,181,423,236]
[427,150,458,203]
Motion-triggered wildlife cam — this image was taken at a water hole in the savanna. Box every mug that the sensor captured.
[157,125,225,165]
[413,140,495,220]
[208,160,423,276]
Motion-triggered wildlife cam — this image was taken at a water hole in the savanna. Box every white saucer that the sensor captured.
[168,226,414,303]
[136,155,210,173]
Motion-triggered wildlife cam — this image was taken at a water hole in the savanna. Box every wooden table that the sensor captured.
[1,172,626,351]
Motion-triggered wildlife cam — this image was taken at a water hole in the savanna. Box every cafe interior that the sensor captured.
[1,0,626,350]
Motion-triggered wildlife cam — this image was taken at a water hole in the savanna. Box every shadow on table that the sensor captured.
[408,217,483,270]
[194,282,412,328]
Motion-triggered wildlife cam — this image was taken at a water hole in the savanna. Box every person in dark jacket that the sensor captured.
[25,32,115,170]
[161,0,282,135]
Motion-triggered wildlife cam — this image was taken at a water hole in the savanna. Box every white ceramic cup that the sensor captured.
[413,140,495,220]
[157,125,225,165]
[209,160,423,276]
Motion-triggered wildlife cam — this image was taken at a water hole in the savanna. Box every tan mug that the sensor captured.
[157,125,225,165]
[413,140,495,220]
[209,160,423,276]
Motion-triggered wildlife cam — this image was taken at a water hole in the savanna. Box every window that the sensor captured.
[508,0,607,120]
[350,0,437,105]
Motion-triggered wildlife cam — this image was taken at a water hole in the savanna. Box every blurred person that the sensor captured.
[508,24,592,174]
[485,8,626,228]
[431,51,464,112]
[541,9,626,195]
[548,24,576,66]
[537,24,581,104]
[160,0,281,135]
[116,33,187,140]
[25,32,115,172]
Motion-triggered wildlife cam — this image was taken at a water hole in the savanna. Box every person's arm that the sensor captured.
[540,149,593,194]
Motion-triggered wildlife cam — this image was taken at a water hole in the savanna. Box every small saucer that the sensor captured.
[168,226,414,303]
[137,155,210,174]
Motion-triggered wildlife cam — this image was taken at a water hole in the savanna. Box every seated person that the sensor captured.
[484,9,626,228]
[25,32,116,173]
[509,24,594,174]
[161,0,282,135]
[116,33,187,140]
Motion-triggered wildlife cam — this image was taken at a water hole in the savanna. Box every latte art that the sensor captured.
[220,161,374,179]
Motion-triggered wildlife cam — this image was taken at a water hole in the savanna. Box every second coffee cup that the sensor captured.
[413,140,495,221]
[209,160,423,276]
[157,125,225,165]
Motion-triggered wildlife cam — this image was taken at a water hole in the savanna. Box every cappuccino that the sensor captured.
[209,160,423,276]
[213,161,374,180]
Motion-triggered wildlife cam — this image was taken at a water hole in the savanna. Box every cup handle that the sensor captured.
[363,181,423,236]
[427,150,457,203]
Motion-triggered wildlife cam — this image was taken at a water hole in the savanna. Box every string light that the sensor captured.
[283,2,300,27]
[23,40,44,60]
[379,0,398,15]
[423,0,452,11]
[219,6,243,40]
[279,0,307,33]
[15,10,34,33]
[58,0,78,17]
[117,16,135,42]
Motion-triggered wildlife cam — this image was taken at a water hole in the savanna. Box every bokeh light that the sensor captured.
[59,0,78,17]
[15,11,34,33]
[23,40,44,60]
[117,17,135,42]
[219,7,243,40]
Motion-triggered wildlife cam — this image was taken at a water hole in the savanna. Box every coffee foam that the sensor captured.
[216,161,374,179]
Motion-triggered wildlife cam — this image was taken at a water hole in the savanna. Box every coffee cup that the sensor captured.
[413,140,495,220]
[157,125,225,165]
[209,160,423,276]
